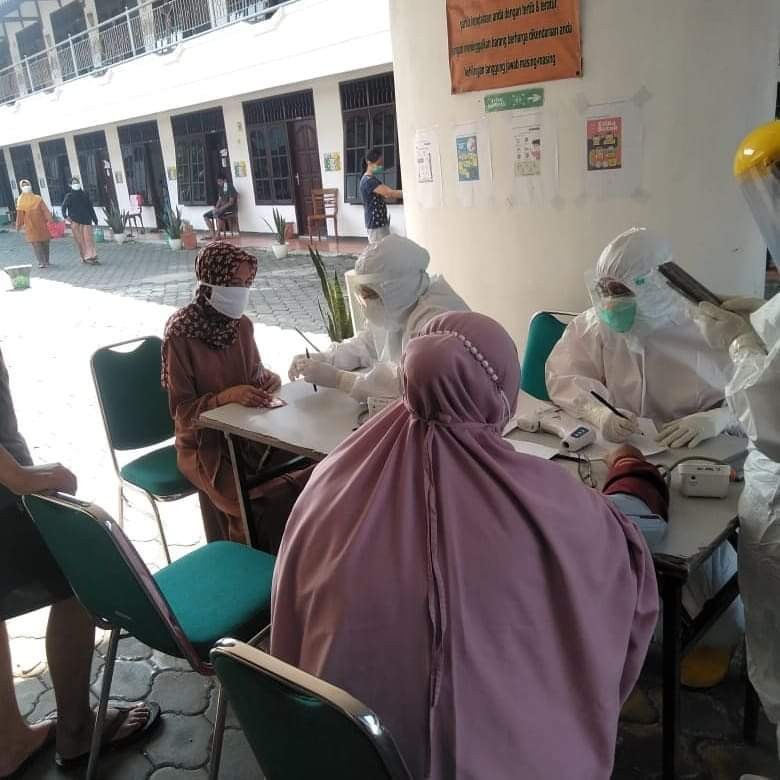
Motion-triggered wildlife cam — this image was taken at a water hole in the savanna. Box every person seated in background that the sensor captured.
[546,226,743,686]
[202,176,237,241]
[0,348,157,778]
[162,242,313,551]
[546,227,736,447]
[288,234,469,402]
[272,311,658,780]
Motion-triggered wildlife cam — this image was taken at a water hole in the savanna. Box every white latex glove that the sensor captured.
[694,302,753,350]
[656,407,732,449]
[295,358,343,389]
[722,296,766,315]
[288,351,327,381]
[587,405,639,443]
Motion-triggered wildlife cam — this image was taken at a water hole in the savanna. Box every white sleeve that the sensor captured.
[322,328,378,371]
[346,362,401,402]
[727,337,780,461]
[545,313,612,419]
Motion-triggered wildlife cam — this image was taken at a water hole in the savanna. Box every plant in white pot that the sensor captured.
[105,201,129,244]
[164,206,183,250]
[264,208,288,259]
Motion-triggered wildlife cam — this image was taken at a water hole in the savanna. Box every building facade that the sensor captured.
[0,0,405,237]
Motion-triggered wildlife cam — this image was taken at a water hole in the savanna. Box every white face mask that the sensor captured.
[20,185,32,193]
[71,183,81,190]
[201,284,250,319]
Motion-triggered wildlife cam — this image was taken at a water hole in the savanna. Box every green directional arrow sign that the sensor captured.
[484,88,544,113]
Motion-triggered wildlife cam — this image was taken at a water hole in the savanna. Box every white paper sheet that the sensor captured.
[414,128,443,210]
[510,110,559,206]
[504,438,559,460]
[588,418,667,460]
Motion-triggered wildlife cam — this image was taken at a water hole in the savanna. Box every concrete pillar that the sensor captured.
[388,0,780,346]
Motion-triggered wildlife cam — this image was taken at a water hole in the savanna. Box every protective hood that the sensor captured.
[353,235,431,328]
[595,227,687,332]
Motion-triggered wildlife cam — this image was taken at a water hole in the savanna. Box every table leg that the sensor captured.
[661,574,683,780]
[225,432,255,548]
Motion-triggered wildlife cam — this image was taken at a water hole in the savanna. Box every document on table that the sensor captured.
[589,418,667,460]
[504,438,559,460]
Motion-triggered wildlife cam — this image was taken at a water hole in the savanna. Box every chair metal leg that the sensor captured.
[661,574,683,780]
[86,627,120,780]
[147,495,172,564]
[208,683,228,780]
[117,484,125,529]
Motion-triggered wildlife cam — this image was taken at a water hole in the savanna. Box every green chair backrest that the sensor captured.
[212,642,411,780]
[23,494,184,658]
[520,312,569,402]
[91,337,174,451]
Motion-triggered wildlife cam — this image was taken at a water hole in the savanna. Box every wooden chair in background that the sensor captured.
[126,194,145,234]
[308,188,338,243]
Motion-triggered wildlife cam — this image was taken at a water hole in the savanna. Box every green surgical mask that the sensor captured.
[597,299,637,333]
[372,165,384,174]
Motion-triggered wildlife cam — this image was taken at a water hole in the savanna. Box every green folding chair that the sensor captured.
[91,336,194,564]
[211,639,412,780]
[23,493,275,780]
[520,311,576,402]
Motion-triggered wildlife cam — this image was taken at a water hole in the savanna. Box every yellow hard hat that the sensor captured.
[733,119,780,180]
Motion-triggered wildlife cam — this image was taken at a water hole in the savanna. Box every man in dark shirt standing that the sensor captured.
[202,176,237,241]
[360,148,402,244]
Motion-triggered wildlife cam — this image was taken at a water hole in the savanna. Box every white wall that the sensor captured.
[389,0,779,348]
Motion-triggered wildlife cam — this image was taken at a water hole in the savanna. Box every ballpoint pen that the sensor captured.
[306,347,318,392]
[590,390,644,435]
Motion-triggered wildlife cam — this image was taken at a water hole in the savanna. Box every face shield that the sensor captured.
[589,276,637,333]
[739,161,780,269]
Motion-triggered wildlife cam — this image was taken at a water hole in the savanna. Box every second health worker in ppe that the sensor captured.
[289,235,469,401]
[546,227,736,447]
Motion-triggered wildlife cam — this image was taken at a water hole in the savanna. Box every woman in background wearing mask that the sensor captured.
[15,179,52,269]
[360,147,402,243]
[546,226,743,687]
[162,242,313,549]
[61,177,99,265]
[289,235,469,401]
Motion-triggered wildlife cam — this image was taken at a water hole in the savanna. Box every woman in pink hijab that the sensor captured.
[271,311,658,779]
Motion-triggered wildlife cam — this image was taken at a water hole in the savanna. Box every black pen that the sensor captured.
[590,391,644,435]
[306,348,318,393]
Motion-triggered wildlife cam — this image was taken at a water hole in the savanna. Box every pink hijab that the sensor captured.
[271,312,658,780]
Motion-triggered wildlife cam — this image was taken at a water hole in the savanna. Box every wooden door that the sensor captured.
[290,119,322,236]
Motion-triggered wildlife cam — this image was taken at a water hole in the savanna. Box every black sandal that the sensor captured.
[54,701,161,770]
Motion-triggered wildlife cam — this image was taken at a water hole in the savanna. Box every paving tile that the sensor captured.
[14,676,47,718]
[214,728,264,780]
[144,714,213,769]
[92,659,155,702]
[150,768,210,779]
[151,671,213,715]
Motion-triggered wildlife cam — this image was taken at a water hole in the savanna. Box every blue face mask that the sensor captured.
[598,299,637,333]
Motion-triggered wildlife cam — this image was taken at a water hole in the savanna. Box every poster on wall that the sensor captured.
[509,110,558,205]
[584,101,641,199]
[446,0,582,94]
[453,119,492,207]
[324,152,341,172]
[414,128,443,209]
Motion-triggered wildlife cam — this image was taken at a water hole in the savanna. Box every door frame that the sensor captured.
[289,118,322,237]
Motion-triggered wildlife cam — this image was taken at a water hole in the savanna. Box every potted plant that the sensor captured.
[105,201,129,244]
[264,208,288,259]
[309,245,353,342]
[47,211,66,239]
[164,205,183,250]
[3,264,32,291]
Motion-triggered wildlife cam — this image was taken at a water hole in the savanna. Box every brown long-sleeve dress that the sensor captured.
[164,316,312,549]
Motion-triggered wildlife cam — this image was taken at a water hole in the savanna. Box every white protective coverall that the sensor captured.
[292,235,469,402]
[547,227,743,648]
[546,227,736,430]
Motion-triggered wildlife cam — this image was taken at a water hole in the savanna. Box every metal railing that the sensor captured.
[0,0,292,105]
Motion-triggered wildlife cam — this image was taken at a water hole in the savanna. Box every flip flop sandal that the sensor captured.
[54,701,161,770]
[1,718,56,779]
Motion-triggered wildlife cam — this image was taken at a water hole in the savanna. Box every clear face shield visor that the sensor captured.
[588,275,638,333]
[739,162,780,269]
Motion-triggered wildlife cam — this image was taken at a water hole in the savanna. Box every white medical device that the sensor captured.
[561,425,597,452]
[367,396,395,418]
[678,463,731,499]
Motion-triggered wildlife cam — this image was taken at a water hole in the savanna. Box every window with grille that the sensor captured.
[339,73,400,204]
[39,138,72,206]
[172,109,226,206]
[119,121,160,201]
[242,92,313,205]
[10,145,40,194]
[74,131,110,206]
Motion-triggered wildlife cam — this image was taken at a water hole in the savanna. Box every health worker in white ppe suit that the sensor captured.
[547,226,743,686]
[289,235,469,401]
[694,120,780,774]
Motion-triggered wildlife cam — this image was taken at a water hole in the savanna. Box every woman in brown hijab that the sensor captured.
[15,179,52,269]
[162,242,312,550]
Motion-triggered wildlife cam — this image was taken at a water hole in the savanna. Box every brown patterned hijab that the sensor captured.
[161,242,257,387]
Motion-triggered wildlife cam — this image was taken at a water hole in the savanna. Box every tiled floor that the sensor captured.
[1,230,779,778]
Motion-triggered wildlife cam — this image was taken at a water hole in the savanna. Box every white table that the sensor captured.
[200,389,751,778]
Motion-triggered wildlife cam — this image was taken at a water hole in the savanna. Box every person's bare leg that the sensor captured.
[0,621,54,777]
[47,599,150,760]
